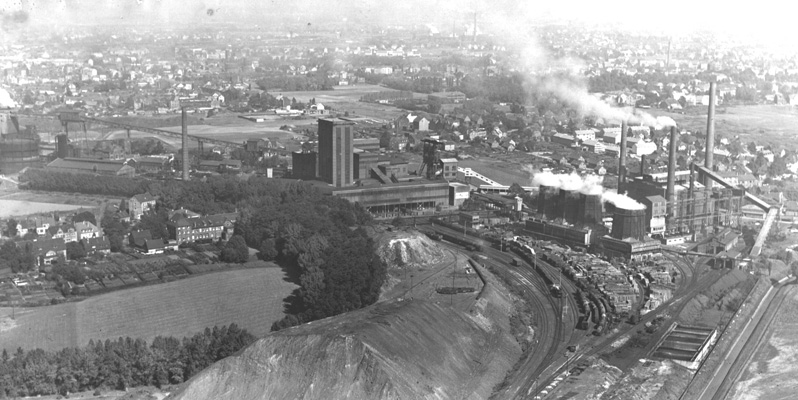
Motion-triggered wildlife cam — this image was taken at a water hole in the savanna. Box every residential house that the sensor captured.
[574,129,596,142]
[143,239,168,255]
[16,238,67,267]
[129,229,152,249]
[414,116,430,132]
[168,212,237,244]
[82,236,111,255]
[74,221,102,240]
[129,193,157,220]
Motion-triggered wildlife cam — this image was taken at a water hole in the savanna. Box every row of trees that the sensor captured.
[0,324,255,398]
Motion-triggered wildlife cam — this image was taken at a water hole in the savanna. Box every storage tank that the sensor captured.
[0,134,41,173]
[611,207,646,241]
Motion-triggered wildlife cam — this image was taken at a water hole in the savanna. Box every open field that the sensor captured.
[650,105,798,149]
[274,83,419,103]
[0,266,297,351]
[458,157,534,186]
[0,199,92,218]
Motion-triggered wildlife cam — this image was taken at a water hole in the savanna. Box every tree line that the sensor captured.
[0,324,255,398]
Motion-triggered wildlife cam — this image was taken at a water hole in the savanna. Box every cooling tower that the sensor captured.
[611,208,646,241]
[578,193,604,225]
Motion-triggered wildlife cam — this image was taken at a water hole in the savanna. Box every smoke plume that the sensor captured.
[0,88,17,108]
[528,169,645,210]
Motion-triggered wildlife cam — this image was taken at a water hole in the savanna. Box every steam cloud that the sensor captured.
[0,88,17,108]
[527,168,646,210]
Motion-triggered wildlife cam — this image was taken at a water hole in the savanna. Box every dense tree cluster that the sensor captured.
[0,240,35,273]
[0,324,254,397]
[219,235,249,263]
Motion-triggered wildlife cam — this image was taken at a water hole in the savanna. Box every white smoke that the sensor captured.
[528,169,646,210]
[475,2,678,129]
[0,88,16,108]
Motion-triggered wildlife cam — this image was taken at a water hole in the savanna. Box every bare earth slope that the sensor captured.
[167,299,514,400]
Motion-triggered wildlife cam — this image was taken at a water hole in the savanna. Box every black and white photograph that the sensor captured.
[0,0,796,399]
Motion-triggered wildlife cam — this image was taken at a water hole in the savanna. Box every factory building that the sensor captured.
[331,181,454,216]
[318,118,354,187]
[292,151,318,180]
[524,219,593,247]
[641,195,667,236]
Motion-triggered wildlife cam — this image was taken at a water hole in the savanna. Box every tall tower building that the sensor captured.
[318,118,354,187]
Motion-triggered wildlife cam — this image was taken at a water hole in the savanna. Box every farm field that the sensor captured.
[0,266,297,351]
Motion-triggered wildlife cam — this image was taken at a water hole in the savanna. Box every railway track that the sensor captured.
[430,224,579,399]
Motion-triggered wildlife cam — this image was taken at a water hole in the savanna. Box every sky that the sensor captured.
[0,0,793,54]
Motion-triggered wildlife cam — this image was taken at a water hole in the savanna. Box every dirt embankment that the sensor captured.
[167,299,518,400]
[374,228,447,271]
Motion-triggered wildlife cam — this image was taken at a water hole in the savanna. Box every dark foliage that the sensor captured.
[66,241,86,260]
[219,235,249,263]
[0,324,255,397]
[72,211,97,226]
[0,240,35,273]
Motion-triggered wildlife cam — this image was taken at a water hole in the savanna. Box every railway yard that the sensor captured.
[418,220,786,400]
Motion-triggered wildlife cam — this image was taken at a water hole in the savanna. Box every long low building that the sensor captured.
[331,181,456,216]
[46,157,136,177]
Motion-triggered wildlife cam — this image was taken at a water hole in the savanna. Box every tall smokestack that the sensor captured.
[618,120,628,191]
[666,126,678,218]
[182,107,189,181]
[704,80,716,187]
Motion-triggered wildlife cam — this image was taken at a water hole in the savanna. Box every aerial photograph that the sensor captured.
[1,0,798,399]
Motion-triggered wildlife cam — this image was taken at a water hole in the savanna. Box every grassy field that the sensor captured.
[275,84,405,103]
[458,157,534,186]
[0,199,92,218]
[649,105,798,149]
[0,266,297,351]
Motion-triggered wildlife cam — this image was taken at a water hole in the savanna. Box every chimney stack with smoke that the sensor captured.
[618,120,628,191]
[666,126,678,219]
[704,79,716,187]
[182,107,189,181]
